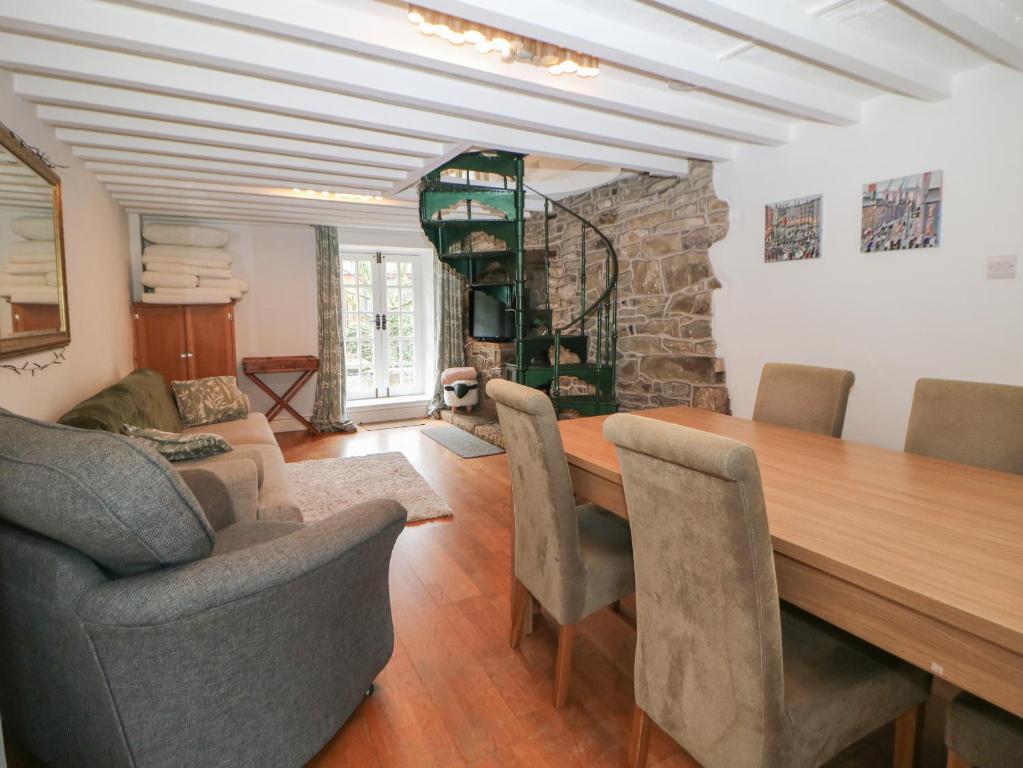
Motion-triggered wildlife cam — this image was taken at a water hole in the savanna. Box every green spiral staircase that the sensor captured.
[418,149,618,415]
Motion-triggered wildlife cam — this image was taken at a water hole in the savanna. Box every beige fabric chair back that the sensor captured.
[905,378,1023,475]
[604,414,787,767]
[487,379,585,624]
[753,363,855,437]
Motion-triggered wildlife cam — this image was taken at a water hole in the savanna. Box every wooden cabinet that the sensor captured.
[132,303,236,382]
[11,303,61,333]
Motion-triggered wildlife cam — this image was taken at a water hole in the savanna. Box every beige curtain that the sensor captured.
[428,262,466,415]
[311,225,356,432]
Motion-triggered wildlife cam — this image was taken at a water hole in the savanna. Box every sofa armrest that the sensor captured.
[77,499,407,626]
[176,458,259,530]
[177,445,266,486]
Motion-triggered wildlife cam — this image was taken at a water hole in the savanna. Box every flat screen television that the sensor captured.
[471,290,513,340]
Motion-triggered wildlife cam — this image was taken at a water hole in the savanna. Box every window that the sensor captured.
[341,251,428,400]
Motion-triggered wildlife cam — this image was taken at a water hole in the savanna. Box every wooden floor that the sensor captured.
[5,423,954,768]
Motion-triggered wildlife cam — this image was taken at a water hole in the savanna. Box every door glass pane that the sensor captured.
[341,258,377,399]
[385,258,418,392]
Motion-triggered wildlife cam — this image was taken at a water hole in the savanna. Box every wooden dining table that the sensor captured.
[558,405,1023,718]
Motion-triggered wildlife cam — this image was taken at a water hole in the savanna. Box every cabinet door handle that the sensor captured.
[186,352,194,358]
[180,353,188,359]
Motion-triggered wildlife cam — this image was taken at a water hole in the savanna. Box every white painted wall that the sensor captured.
[711,65,1023,450]
[0,70,133,419]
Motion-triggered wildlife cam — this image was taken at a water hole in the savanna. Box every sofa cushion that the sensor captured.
[58,368,181,434]
[185,411,277,446]
[0,409,214,575]
[171,375,249,428]
[212,520,302,556]
[124,425,233,462]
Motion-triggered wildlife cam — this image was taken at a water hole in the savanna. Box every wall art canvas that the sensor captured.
[861,170,942,252]
[764,194,822,263]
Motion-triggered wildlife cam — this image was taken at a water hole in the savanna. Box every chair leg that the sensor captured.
[892,703,925,768]
[628,706,652,768]
[553,623,576,709]
[509,578,529,649]
[946,753,971,768]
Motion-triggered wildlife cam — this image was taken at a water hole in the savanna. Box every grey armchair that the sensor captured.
[0,409,406,768]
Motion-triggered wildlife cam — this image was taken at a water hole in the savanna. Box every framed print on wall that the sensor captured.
[764,194,822,263]
[861,170,942,252]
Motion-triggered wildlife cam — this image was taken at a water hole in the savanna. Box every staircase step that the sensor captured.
[505,362,613,391]
[419,181,518,221]
[518,335,588,362]
[429,150,523,180]
[556,395,619,416]
[422,219,518,254]
[439,248,552,263]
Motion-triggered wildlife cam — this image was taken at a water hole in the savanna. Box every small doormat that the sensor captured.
[422,425,505,458]
[359,419,428,431]
[286,452,452,523]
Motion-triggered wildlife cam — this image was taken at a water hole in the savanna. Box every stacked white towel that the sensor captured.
[1,217,58,304]
[140,224,248,305]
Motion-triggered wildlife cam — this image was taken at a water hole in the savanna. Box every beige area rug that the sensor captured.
[286,452,452,523]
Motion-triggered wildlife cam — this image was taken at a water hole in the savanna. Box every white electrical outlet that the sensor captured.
[987,255,1017,279]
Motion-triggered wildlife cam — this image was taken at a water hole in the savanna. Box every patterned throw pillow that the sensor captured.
[171,375,249,427]
[124,424,233,462]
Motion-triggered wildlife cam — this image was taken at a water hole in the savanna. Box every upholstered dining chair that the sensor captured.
[487,379,635,709]
[905,378,1023,475]
[902,378,1023,766]
[945,693,1023,767]
[604,413,931,768]
[753,363,855,437]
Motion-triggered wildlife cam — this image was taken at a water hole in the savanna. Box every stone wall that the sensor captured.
[527,160,731,412]
[460,158,730,414]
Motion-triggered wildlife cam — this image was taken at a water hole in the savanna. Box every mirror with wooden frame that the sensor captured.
[0,122,69,359]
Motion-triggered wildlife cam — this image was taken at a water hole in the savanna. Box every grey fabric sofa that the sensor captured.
[0,408,406,768]
[58,368,302,523]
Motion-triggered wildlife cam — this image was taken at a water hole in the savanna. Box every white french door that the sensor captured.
[341,251,426,400]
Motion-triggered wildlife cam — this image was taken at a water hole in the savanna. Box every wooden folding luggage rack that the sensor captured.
[241,355,319,434]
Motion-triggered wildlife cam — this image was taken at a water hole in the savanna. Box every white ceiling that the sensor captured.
[0,0,1019,230]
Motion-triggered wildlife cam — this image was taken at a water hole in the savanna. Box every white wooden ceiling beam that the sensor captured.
[3,39,696,173]
[0,188,50,199]
[83,162,394,192]
[99,178,420,206]
[12,76,441,157]
[95,172,377,197]
[127,0,790,146]
[110,196,421,224]
[895,0,1023,71]
[126,210,421,232]
[110,193,419,220]
[112,199,422,229]
[123,206,425,232]
[654,0,951,99]
[0,0,737,160]
[102,186,419,216]
[417,0,861,124]
[72,146,408,181]
[49,122,426,171]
